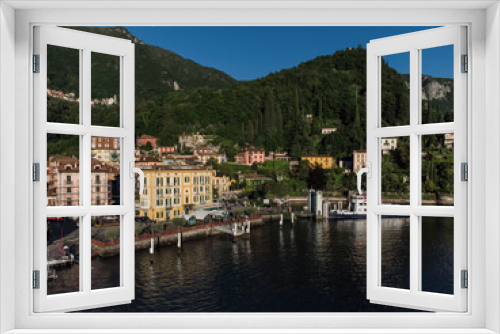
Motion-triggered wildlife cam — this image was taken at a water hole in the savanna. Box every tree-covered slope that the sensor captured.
[137,45,452,158]
[47,28,453,160]
[48,26,237,102]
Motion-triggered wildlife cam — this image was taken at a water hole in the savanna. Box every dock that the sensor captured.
[213,220,250,238]
[47,255,75,268]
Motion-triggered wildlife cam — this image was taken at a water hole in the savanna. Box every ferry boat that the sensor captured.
[329,194,408,219]
[329,194,367,219]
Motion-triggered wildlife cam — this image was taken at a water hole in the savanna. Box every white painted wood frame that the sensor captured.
[0,2,496,333]
[366,26,467,312]
[32,26,135,312]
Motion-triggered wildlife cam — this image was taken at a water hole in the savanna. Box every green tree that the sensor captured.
[308,164,328,190]
[246,121,255,143]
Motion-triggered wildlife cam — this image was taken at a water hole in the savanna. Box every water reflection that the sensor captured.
[75,218,452,312]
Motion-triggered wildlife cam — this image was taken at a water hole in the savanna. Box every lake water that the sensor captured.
[71,217,454,312]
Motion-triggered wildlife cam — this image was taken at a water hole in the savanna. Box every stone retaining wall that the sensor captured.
[92,215,269,257]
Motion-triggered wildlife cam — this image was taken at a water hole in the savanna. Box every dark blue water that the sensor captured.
[78,217,453,312]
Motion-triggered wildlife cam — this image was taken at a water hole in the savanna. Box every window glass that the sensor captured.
[47,134,80,207]
[381,52,410,127]
[47,216,80,295]
[381,216,410,290]
[421,216,454,294]
[381,136,410,204]
[91,52,120,127]
[91,136,121,205]
[421,134,454,206]
[421,45,454,124]
[91,215,121,290]
[47,45,80,124]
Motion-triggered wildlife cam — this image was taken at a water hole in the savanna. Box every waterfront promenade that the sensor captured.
[90,214,269,257]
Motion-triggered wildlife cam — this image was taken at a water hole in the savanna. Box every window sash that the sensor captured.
[33,26,135,312]
[366,26,467,312]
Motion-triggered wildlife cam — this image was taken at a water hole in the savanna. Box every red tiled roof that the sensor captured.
[137,135,157,140]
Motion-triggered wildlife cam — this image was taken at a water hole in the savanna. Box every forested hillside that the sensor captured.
[48,27,453,160]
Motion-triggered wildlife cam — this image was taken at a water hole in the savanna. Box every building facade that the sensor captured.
[266,151,291,161]
[194,147,227,164]
[154,146,175,155]
[353,149,367,173]
[178,133,208,149]
[321,127,337,134]
[138,166,216,221]
[444,133,454,149]
[91,136,121,167]
[136,135,159,149]
[135,156,163,167]
[236,147,266,165]
[381,137,398,154]
[47,156,119,206]
[301,155,334,169]
[212,173,232,198]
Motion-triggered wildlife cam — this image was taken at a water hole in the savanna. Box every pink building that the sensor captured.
[353,149,367,173]
[155,146,175,155]
[47,156,119,206]
[136,135,159,149]
[236,147,266,166]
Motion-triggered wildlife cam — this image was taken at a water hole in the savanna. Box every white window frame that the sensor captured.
[366,26,467,312]
[1,1,498,333]
[32,26,136,312]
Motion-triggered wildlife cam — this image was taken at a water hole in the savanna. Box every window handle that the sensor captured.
[130,162,145,195]
[356,162,371,195]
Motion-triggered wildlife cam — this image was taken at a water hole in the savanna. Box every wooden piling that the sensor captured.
[177,227,182,249]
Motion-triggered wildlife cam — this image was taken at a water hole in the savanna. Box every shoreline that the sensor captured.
[91,214,280,257]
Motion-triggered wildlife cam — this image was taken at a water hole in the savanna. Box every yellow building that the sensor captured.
[212,173,233,198]
[137,165,216,221]
[301,155,334,169]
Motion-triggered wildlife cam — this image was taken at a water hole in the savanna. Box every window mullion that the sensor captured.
[409,47,420,294]
[82,48,92,294]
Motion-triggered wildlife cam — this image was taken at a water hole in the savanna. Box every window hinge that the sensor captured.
[33,270,40,289]
[461,54,468,74]
[461,270,468,289]
[33,163,40,182]
[33,54,40,73]
[461,162,468,182]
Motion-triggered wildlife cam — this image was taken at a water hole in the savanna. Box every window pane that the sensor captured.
[47,134,80,207]
[381,216,410,290]
[381,136,410,204]
[421,45,454,124]
[91,215,121,290]
[421,133,454,206]
[381,52,410,127]
[91,52,120,127]
[47,216,80,295]
[47,45,80,124]
[421,216,454,294]
[91,136,121,205]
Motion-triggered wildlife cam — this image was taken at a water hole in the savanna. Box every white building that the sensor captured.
[321,127,337,134]
[381,137,398,154]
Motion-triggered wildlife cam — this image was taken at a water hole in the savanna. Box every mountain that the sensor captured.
[50,26,237,102]
[47,28,453,159]
[401,74,453,100]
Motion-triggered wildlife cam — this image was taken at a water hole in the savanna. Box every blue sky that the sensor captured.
[126,26,453,81]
